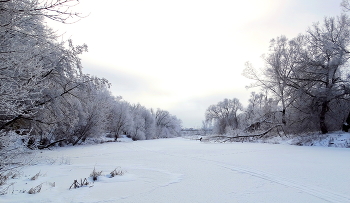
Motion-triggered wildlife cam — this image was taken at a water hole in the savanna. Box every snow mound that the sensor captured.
[118,135,133,142]
[289,131,350,147]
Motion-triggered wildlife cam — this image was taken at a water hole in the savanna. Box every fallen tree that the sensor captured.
[203,125,283,143]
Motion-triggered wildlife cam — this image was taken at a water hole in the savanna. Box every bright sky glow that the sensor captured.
[48,0,343,128]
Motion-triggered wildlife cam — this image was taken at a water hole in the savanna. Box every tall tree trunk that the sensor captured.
[281,109,286,126]
[319,101,329,134]
[342,111,350,132]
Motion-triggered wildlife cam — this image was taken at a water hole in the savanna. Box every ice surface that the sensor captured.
[2,137,350,203]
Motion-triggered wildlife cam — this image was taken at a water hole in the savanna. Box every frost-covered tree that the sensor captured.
[0,0,117,149]
[153,109,182,138]
[0,0,86,132]
[128,104,148,141]
[200,120,213,136]
[107,99,132,141]
[244,15,350,134]
[244,36,299,126]
[238,92,281,135]
[0,1,54,130]
[288,15,350,133]
[205,98,243,134]
[0,0,183,151]
[0,0,91,182]
[142,108,156,140]
[341,0,350,11]
[69,86,111,145]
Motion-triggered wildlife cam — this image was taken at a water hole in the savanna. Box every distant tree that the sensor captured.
[201,120,212,136]
[341,0,350,11]
[128,104,148,141]
[205,98,243,134]
[142,108,156,140]
[153,109,182,138]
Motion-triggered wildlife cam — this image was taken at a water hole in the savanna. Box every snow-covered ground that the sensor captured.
[2,137,350,203]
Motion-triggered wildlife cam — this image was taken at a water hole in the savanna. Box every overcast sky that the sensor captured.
[48,0,343,128]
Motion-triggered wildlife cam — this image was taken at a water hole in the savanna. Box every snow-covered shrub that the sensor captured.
[30,172,41,181]
[109,167,125,178]
[0,182,15,195]
[28,184,43,194]
[69,178,89,190]
[0,131,32,175]
[90,168,102,181]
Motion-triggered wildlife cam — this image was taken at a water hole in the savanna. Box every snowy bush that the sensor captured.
[109,167,125,178]
[90,168,103,181]
[0,131,32,175]
[30,172,41,181]
[69,178,90,190]
[28,184,43,194]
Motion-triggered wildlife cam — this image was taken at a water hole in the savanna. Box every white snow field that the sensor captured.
[3,137,350,203]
